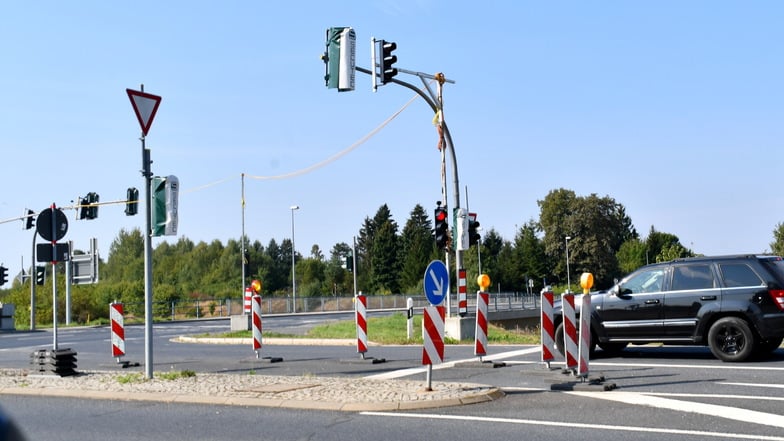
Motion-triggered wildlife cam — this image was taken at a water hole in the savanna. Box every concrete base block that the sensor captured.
[230,314,251,332]
[444,315,475,341]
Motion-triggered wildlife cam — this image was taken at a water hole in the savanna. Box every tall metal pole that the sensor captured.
[241,174,246,298]
[142,128,154,380]
[290,205,299,313]
[30,233,36,330]
[565,236,572,294]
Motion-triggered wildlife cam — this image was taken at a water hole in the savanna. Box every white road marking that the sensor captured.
[363,347,540,380]
[719,382,784,389]
[359,411,784,440]
[567,390,784,429]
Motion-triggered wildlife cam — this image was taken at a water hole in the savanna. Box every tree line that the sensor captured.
[6,187,776,327]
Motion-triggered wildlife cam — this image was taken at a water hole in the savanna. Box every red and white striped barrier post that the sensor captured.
[110,301,125,363]
[355,293,368,359]
[252,294,262,358]
[422,305,445,391]
[577,273,595,379]
[474,273,492,361]
[474,290,489,360]
[540,287,555,368]
[562,292,578,373]
[244,287,252,315]
[458,269,467,317]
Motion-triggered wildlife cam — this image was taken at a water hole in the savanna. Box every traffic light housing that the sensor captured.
[24,209,35,230]
[80,192,99,220]
[0,265,7,286]
[469,219,481,247]
[379,40,398,84]
[35,266,45,286]
[125,187,139,216]
[434,205,449,250]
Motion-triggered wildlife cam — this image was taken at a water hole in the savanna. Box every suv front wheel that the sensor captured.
[707,317,755,362]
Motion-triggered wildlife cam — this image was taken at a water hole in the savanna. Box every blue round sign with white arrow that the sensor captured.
[424,260,449,305]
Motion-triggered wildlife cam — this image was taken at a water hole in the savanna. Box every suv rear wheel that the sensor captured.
[707,317,755,362]
[554,322,596,358]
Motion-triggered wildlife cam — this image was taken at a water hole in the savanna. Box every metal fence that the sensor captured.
[118,291,541,322]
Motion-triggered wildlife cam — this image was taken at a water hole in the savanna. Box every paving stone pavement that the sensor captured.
[0,368,504,411]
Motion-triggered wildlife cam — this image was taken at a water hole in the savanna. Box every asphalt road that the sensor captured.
[2,316,784,441]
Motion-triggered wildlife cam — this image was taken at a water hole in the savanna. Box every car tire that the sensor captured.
[554,322,595,358]
[707,317,755,362]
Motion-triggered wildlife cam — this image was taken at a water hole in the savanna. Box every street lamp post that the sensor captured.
[290,205,299,313]
[565,236,572,293]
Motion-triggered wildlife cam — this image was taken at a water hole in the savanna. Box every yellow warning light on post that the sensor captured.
[251,279,262,293]
[477,274,491,291]
[580,273,594,294]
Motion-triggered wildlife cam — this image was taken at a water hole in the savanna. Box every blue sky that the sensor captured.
[1,1,783,281]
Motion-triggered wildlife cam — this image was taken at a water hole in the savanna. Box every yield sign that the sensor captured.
[126,88,162,136]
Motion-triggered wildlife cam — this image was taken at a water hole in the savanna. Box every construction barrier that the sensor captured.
[540,288,555,366]
[110,302,125,360]
[458,269,467,317]
[355,293,368,355]
[243,287,253,314]
[577,294,591,377]
[562,293,578,372]
[252,294,262,356]
[422,305,445,365]
[474,291,489,358]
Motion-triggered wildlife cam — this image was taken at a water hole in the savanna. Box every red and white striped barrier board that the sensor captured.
[577,294,591,377]
[474,291,489,357]
[355,294,368,354]
[540,289,555,364]
[244,287,252,314]
[562,293,578,371]
[252,294,262,355]
[422,306,445,365]
[110,302,125,359]
[458,269,467,316]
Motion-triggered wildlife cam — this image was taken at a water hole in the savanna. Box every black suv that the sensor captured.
[554,255,784,362]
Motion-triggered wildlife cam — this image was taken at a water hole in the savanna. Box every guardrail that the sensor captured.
[118,292,541,322]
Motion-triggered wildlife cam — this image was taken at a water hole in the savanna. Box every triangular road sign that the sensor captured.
[126,88,162,136]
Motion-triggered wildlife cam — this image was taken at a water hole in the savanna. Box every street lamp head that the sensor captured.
[565,236,571,241]
[290,205,300,211]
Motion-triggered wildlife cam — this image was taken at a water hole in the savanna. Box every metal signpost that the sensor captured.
[127,85,162,379]
[35,205,69,350]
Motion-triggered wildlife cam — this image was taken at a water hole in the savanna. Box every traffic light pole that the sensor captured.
[141,134,154,380]
[356,66,462,316]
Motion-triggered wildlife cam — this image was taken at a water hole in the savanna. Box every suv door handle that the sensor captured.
[645,299,660,304]
[700,296,717,301]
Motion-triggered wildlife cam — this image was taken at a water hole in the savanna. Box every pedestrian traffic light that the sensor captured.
[125,187,139,216]
[0,265,7,286]
[35,265,45,286]
[434,205,449,250]
[379,40,398,84]
[345,255,353,272]
[469,218,481,247]
[24,209,35,230]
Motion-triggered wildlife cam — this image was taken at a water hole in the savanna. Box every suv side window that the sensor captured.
[620,268,665,294]
[671,264,715,291]
[719,263,763,287]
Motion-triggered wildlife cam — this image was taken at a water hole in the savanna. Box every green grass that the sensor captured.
[212,312,540,345]
[114,370,196,384]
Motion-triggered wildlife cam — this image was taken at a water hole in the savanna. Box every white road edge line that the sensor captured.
[359,411,784,441]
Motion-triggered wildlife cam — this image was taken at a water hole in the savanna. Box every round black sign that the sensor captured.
[36,208,68,242]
